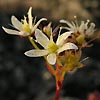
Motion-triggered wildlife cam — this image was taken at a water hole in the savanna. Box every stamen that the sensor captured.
[74,16,78,29]
[74,16,77,19]
[33,16,37,25]
[87,19,90,23]
[80,57,89,62]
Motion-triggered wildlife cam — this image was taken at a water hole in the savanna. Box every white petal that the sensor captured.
[24,49,49,57]
[60,20,68,24]
[28,7,33,29]
[35,29,49,49]
[18,31,30,36]
[47,53,56,65]
[79,21,85,31]
[32,18,47,33]
[60,20,74,29]
[56,31,72,46]
[57,43,78,53]
[86,23,95,36]
[11,16,23,31]
[60,26,73,31]
[2,27,19,35]
[71,21,76,29]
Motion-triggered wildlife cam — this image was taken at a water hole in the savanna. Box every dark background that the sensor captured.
[0,0,100,100]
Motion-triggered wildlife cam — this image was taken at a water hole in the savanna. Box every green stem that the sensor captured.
[28,36,55,76]
[28,36,39,49]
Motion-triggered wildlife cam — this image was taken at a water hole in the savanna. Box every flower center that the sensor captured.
[76,34,85,45]
[23,24,31,33]
[22,18,31,34]
[48,41,58,53]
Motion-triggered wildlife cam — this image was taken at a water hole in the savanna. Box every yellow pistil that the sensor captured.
[23,24,31,33]
[48,41,58,53]
[76,34,85,45]
[22,17,31,33]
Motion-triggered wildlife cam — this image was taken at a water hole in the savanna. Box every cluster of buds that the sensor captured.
[2,7,96,100]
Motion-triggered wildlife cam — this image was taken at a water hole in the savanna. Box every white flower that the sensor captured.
[2,7,47,37]
[24,29,78,65]
[60,19,95,36]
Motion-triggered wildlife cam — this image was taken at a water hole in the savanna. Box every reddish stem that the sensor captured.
[46,63,55,76]
[55,81,62,100]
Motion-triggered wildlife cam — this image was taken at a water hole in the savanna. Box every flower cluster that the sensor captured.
[2,7,96,100]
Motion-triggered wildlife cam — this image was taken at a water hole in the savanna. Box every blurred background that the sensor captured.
[0,0,100,100]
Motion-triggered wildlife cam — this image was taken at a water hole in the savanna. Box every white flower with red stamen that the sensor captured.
[60,18,95,36]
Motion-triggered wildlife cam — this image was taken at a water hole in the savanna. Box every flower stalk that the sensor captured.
[28,36,39,49]
[46,62,55,76]
[55,80,62,100]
